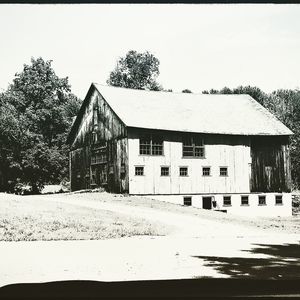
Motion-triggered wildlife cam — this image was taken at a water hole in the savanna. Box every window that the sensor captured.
[135,166,144,176]
[139,135,163,156]
[161,167,170,176]
[202,167,211,176]
[99,165,107,184]
[91,144,107,165]
[223,196,231,206]
[182,135,205,158]
[241,196,249,206]
[179,167,188,177]
[120,163,126,180]
[220,167,228,177]
[90,169,97,186]
[275,195,283,205]
[258,195,266,206]
[183,197,192,206]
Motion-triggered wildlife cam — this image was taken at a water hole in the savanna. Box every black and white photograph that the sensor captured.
[0,2,300,298]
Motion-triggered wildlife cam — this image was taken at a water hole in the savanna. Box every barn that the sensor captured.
[67,83,293,217]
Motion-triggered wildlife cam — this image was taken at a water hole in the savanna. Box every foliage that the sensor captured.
[0,57,81,193]
[107,50,163,91]
[182,89,192,93]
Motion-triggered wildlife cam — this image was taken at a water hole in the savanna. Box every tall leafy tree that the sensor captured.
[107,50,163,91]
[0,57,81,193]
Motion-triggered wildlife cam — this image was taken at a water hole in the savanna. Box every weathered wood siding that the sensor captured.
[69,87,128,193]
[128,128,252,194]
[250,136,291,192]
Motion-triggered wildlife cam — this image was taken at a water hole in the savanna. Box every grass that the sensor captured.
[1,190,300,241]
[0,193,170,241]
[58,191,300,235]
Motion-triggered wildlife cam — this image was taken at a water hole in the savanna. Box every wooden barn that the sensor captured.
[67,83,293,217]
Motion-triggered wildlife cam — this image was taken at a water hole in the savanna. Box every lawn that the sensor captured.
[1,190,300,242]
[54,191,300,235]
[0,193,171,241]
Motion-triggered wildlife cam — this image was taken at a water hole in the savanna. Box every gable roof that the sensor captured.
[93,83,292,136]
[67,83,293,144]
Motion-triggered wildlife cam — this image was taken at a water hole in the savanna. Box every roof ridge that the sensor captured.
[93,83,249,97]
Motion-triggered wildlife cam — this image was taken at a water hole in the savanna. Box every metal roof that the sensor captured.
[93,83,292,136]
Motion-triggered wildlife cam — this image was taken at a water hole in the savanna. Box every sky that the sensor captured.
[0,4,300,99]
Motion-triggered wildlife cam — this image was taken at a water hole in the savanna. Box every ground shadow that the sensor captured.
[193,242,300,279]
[1,278,300,298]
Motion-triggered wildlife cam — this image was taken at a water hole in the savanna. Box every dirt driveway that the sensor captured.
[0,192,300,286]
[44,193,262,238]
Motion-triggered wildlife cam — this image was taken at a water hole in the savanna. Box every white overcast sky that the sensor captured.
[0,4,300,99]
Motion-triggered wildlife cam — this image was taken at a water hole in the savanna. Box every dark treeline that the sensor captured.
[202,86,300,189]
[0,57,81,193]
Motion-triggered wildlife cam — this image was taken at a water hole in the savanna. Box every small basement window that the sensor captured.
[135,166,144,176]
[183,197,192,206]
[179,167,188,177]
[275,195,283,205]
[258,195,266,206]
[202,167,211,176]
[220,167,228,177]
[241,195,249,206]
[223,196,231,206]
[161,166,170,176]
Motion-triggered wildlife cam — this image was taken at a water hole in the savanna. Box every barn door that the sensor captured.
[202,197,212,209]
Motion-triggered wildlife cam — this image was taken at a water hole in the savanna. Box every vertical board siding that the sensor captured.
[69,87,128,193]
[128,128,252,194]
[250,136,291,192]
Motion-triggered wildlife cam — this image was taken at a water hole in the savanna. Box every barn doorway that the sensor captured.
[202,196,212,209]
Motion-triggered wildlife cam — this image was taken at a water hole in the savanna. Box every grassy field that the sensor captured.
[1,190,300,242]
[0,193,171,241]
[58,191,300,235]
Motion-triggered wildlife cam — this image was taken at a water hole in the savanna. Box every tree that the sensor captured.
[263,89,300,188]
[203,85,267,106]
[182,89,192,93]
[0,57,81,193]
[232,85,267,106]
[107,50,163,91]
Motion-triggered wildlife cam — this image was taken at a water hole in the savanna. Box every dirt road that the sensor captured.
[0,192,300,286]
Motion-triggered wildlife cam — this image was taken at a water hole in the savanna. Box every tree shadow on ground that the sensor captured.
[193,242,300,279]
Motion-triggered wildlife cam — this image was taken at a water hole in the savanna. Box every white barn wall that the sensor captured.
[145,193,292,217]
[128,136,252,195]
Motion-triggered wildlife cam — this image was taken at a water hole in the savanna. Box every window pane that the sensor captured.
[258,195,266,205]
[140,137,151,155]
[241,196,249,205]
[202,167,210,176]
[180,167,188,176]
[140,145,151,155]
[275,195,283,205]
[183,145,194,156]
[161,167,169,176]
[135,166,144,176]
[223,196,231,206]
[220,167,228,176]
[183,136,205,158]
[183,197,192,206]
[152,144,163,155]
[195,147,205,157]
